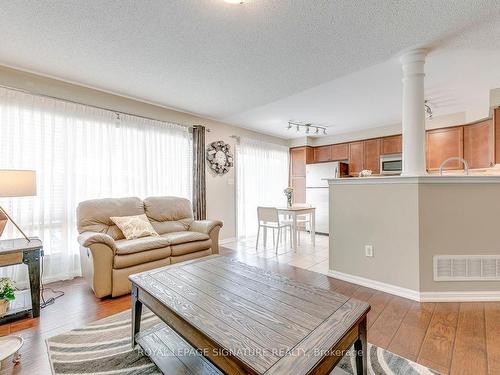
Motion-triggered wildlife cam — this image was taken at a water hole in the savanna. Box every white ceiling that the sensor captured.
[1,1,500,139]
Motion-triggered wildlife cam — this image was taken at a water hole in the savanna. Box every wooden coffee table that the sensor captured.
[129,255,370,375]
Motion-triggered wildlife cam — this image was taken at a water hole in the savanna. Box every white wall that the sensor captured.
[0,65,287,240]
[329,182,421,291]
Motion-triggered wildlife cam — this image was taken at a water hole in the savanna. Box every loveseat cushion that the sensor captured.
[114,247,171,269]
[161,231,209,245]
[144,196,194,234]
[171,239,212,256]
[77,197,145,240]
[115,236,171,255]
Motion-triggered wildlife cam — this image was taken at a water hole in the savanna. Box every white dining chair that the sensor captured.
[289,204,312,245]
[256,207,292,253]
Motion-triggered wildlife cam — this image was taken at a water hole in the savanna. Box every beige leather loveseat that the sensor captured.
[77,196,222,298]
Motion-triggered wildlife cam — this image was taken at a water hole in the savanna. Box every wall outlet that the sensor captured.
[365,245,374,257]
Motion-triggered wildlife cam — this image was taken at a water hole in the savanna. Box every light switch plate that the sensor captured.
[227,178,234,185]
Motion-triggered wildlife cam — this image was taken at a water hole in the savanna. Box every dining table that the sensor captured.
[277,206,316,250]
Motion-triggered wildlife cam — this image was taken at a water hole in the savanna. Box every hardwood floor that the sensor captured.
[0,240,497,375]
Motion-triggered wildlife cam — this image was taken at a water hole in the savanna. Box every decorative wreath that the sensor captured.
[206,140,234,175]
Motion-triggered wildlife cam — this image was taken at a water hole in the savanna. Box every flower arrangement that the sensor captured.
[0,277,16,317]
[283,187,294,208]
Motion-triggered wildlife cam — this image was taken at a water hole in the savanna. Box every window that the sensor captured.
[0,87,192,283]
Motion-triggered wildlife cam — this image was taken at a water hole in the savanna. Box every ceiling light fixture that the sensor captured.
[224,0,244,4]
[288,121,328,136]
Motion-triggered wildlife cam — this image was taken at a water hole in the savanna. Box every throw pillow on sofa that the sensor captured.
[110,214,159,240]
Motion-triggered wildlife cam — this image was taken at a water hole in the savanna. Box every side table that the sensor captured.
[0,238,42,323]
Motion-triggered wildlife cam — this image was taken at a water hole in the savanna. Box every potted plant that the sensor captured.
[0,278,16,317]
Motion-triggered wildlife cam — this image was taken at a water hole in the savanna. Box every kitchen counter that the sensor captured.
[327,175,500,184]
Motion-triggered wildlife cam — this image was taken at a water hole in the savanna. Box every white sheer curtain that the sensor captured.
[0,87,192,284]
[236,137,289,238]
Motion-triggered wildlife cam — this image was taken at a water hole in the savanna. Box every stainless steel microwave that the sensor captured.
[380,154,402,175]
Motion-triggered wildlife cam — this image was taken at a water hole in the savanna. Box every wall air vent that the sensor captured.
[433,255,500,281]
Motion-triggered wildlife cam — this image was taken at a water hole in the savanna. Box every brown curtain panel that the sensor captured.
[192,125,207,220]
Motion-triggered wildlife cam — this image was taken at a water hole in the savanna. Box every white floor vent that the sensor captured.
[434,255,500,281]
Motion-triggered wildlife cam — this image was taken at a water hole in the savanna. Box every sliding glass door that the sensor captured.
[236,137,289,238]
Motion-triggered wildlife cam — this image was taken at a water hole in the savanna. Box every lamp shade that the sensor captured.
[0,170,37,197]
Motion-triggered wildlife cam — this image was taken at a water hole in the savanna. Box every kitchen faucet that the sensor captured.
[439,157,469,176]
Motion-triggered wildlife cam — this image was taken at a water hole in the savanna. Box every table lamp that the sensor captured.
[0,170,37,242]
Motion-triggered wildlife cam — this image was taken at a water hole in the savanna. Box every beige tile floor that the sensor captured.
[222,229,330,275]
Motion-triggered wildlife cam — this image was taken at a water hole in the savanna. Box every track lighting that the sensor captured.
[287,121,328,136]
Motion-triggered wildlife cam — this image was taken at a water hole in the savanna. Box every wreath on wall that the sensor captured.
[206,141,234,175]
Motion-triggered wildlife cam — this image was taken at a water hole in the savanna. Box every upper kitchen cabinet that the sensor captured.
[363,139,381,174]
[314,145,331,163]
[381,135,402,155]
[426,126,464,170]
[305,146,315,164]
[348,141,364,176]
[289,147,309,203]
[330,143,349,161]
[290,147,307,176]
[463,119,494,169]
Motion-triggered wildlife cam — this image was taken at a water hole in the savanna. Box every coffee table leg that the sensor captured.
[131,284,142,348]
[354,317,367,375]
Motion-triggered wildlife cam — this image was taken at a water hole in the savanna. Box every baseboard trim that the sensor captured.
[328,270,421,301]
[420,291,500,302]
[219,237,237,245]
[328,270,500,302]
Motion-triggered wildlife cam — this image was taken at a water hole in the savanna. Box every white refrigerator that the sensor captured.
[305,162,339,235]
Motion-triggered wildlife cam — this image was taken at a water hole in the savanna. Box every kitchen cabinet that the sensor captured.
[314,146,331,163]
[290,147,306,176]
[330,143,349,161]
[426,126,464,170]
[464,119,494,169]
[291,176,306,203]
[381,135,402,155]
[289,147,308,203]
[305,147,315,164]
[348,141,364,176]
[363,139,381,174]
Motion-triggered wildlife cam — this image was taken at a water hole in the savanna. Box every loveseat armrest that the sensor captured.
[189,220,223,254]
[189,220,223,234]
[78,231,117,252]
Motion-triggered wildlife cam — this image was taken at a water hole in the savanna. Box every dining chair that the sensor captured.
[290,204,312,245]
[256,207,292,253]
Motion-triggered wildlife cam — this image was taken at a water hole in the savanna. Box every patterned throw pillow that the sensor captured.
[109,214,159,240]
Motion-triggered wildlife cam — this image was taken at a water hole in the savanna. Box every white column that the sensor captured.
[400,48,428,176]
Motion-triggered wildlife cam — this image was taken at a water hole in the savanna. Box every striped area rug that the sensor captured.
[46,309,439,375]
